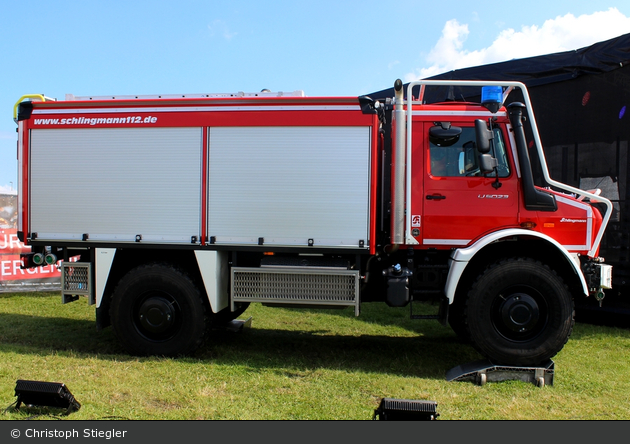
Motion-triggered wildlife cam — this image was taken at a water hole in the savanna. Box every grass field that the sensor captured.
[0,291,629,420]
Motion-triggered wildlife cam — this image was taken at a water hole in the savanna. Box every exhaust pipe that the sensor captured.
[392,79,405,245]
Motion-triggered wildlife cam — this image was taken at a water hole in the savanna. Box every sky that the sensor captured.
[1,1,630,193]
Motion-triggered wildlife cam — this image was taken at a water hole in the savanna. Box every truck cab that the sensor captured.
[379,79,612,365]
[406,102,604,253]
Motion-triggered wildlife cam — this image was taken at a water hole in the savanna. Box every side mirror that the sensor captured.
[474,119,493,154]
[479,154,498,174]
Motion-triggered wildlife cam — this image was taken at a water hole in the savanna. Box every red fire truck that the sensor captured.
[13,79,613,366]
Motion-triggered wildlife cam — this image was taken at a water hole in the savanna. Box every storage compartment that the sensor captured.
[208,126,371,249]
[29,127,203,243]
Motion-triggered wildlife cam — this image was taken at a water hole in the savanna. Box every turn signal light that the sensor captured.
[520,221,537,229]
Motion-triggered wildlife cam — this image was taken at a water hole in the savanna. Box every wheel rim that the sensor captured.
[133,291,182,342]
[491,286,548,342]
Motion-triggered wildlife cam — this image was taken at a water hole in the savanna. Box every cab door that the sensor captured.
[417,121,519,248]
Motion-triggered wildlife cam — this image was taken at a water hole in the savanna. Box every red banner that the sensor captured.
[1,194,61,292]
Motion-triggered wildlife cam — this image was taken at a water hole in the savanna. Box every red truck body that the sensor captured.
[13,80,613,366]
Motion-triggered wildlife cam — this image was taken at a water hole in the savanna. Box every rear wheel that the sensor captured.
[110,263,209,357]
[464,257,574,366]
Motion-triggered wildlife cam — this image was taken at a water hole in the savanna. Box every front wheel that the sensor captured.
[464,257,574,366]
[110,263,209,357]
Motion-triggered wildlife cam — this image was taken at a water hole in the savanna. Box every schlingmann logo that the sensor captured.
[560,218,587,223]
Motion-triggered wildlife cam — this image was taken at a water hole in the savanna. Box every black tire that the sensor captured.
[464,257,574,366]
[110,263,209,357]
[448,302,469,341]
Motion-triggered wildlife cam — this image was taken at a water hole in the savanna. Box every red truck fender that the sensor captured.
[445,228,588,305]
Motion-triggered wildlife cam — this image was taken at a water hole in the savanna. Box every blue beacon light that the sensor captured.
[481,85,503,113]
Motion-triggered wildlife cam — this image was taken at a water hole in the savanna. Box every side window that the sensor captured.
[429,126,510,177]
[491,127,511,177]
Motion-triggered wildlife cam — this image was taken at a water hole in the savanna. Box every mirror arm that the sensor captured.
[491,168,502,189]
[488,119,502,189]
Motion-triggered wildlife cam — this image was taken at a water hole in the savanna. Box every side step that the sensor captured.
[231,266,361,315]
[446,359,554,387]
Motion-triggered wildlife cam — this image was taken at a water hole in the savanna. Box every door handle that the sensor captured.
[426,194,446,200]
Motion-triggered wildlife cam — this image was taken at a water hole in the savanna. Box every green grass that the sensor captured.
[0,291,629,420]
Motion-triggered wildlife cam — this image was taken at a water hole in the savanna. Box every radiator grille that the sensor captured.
[231,267,360,315]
